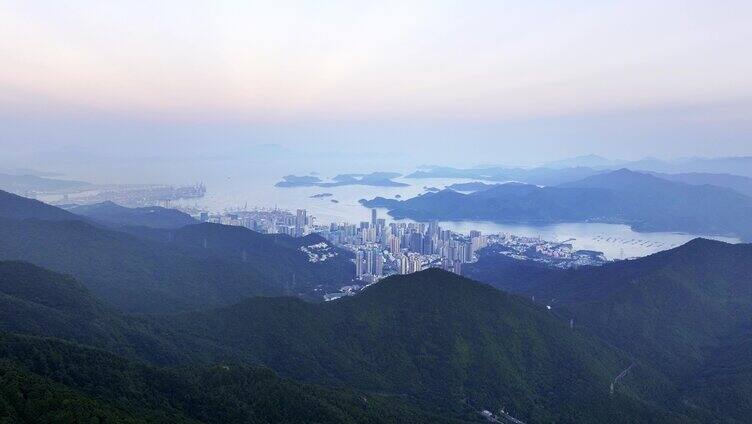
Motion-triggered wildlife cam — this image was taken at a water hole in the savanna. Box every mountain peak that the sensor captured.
[560,168,665,189]
[0,189,80,221]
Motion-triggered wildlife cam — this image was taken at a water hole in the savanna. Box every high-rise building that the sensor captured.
[428,220,439,238]
[371,209,377,227]
[355,250,364,278]
[457,243,467,263]
[399,255,409,275]
[470,236,487,256]
[442,258,453,272]
[409,256,422,273]
[374,254,384,276]
[422,237,433,255]
[295,209,307,237]
[366,250,374,275]
[409,232,423,253]
[362,227,376,243]
[388,235,401,253]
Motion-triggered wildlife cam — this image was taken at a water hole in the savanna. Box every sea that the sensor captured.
[170,170,740,260]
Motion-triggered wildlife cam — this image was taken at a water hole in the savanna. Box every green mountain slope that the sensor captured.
[0,260,184,364]
[0,189,81,221]
[0,217,353,313]
[6,251,749,422]
[469,239,752,422]
[123,222,354,295]
[0,260,690,422]
[165,269,688,423]
[0,332,456,424]
[67,200,197,229]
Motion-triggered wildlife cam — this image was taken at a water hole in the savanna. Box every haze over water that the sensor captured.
[159,161,739,260]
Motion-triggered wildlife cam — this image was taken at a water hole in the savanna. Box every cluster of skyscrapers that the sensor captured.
[198,206,492,281]
[317,209,488,281]
[201,208,313,237]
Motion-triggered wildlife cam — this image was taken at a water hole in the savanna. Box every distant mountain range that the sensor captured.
[409,157,752,196]
[646,171,752,197]
[542,154,626,169]
[406,166,601,186]
[445,171,752,198]
[364,169,752,241]
[542,155,752,177]
[0,172,92,194]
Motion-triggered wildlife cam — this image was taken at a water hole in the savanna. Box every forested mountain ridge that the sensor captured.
[66,200,197,229]
[0,332,460,424]
[0,189,82,221]
[467,238,752,422]
[0,198,353,313]
[0,261,692,423]
[363,169,752,240]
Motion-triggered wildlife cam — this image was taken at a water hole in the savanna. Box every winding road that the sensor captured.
[610,363,636,395]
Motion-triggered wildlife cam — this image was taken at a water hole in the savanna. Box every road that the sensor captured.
[610,363,636,395]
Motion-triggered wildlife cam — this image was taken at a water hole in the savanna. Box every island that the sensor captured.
[310,193,333,198]
[275,175,322,187]
[276,172,408,188]
[445,181,498,192]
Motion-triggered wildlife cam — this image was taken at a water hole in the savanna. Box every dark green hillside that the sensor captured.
[682,325,752,423]
[0,361,149,424]
[0,260,185,364]
[125,222,354,293]
[166,269,687,423]
[0,218,281,313]
[547,240,752,376]
[470,239,752,422]
[0,259,731,422]
[67,200,197,229]
[0,189,80,221]
[0,333,455,424]
[470,239,752,378]
[0,217,353,313]
[463,246,565,294]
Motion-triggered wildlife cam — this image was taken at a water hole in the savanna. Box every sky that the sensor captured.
[1,0,751,171]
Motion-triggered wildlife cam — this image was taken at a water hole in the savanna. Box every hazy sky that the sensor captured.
[1,0,751,168]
